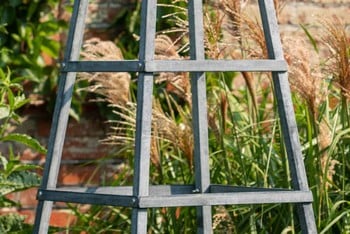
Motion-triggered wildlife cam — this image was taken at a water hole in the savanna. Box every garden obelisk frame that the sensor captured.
[33,0,317,233]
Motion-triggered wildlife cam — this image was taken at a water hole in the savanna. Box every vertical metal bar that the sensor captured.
[258,0,316,233]
[33,0,88,233]
[188,1,212,233]
[131,0,157,233]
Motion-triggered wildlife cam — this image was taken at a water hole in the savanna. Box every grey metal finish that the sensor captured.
[37,186,312,208]
[33,0,88,233]
[37,189,137,207]
[138,191,313,207]
[38,184,308,197]
[187,0,212,233]
[131,0,157,232]
[62,59,288,72]
[258,0,317,233]
[33,0,316,233]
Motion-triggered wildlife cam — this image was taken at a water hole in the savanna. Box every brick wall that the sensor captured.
[85,0,136,40]
[1,104,119,226]
[1,0,349,230]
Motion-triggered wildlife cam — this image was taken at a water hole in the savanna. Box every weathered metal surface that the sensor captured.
[62,59,288,72]
[37,189,137,207]
[131,0,157,233]
[53,185,196,196]
[138,191,313,208]
[259,0,316,233]
[33,0,89,233]
[188,0,212,233]
[37,188,313,208]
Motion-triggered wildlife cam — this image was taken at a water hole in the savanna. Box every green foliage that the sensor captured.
[0,213,32,234]
[0,68,47,154]
[0,154,41,207]
[0,68,27,124]
[1,133,46,154]
[0,0,65,109]
[0,67,44,232]
[113,1,141,59]
[300,24,319,53]
[0,0,61,68]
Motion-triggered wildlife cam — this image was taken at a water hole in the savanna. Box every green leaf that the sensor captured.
[9,112,20,124]
[40,38,59,58]
[10,33,20,42]
[14,94,29,110]
[7,87,14,109]
[0,105,10,120]
[5,163,41,177]
[300,24,319,53]
[0,23,8,34]
[10,76,25,84]
[0,155,8,170]
[0,213,30,233]
[27,2,39,21]
[0,171,40,195]
[18,23,27,39]
[69,104,81,122]
[9,82,22,91]
[0,67,5,80]
[328,128,350,156]
[0,196,19,208]
[38,21,60,34]
[0,133,47,154]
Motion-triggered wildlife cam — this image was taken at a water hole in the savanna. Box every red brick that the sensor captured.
[49,209,77,227]
[84,28,118,41]
[66,118,106,137]
[1,209,76,227]
[0,207,18,214]
[4,188,39,211]
[17,188,39,208]
[21,148,46,162]
[18,210,36,224]
[62,137,110,160]
[58,164,101,185]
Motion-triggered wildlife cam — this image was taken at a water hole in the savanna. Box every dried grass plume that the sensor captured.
[79,38,131,106]
[321,16,350,99]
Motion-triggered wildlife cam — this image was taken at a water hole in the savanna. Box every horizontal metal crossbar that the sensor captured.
[209,185,292,193]
[55,185,195,196]
[37,189,137,207]
[61,59,288,73]
[139,191,313,208]
[37,185,313,208]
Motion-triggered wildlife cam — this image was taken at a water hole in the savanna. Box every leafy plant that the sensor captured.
[0,213,31,234]
[0,67,46,232]
[0,154,41,233]
[0,0,69,114]
[0,0,62,77]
